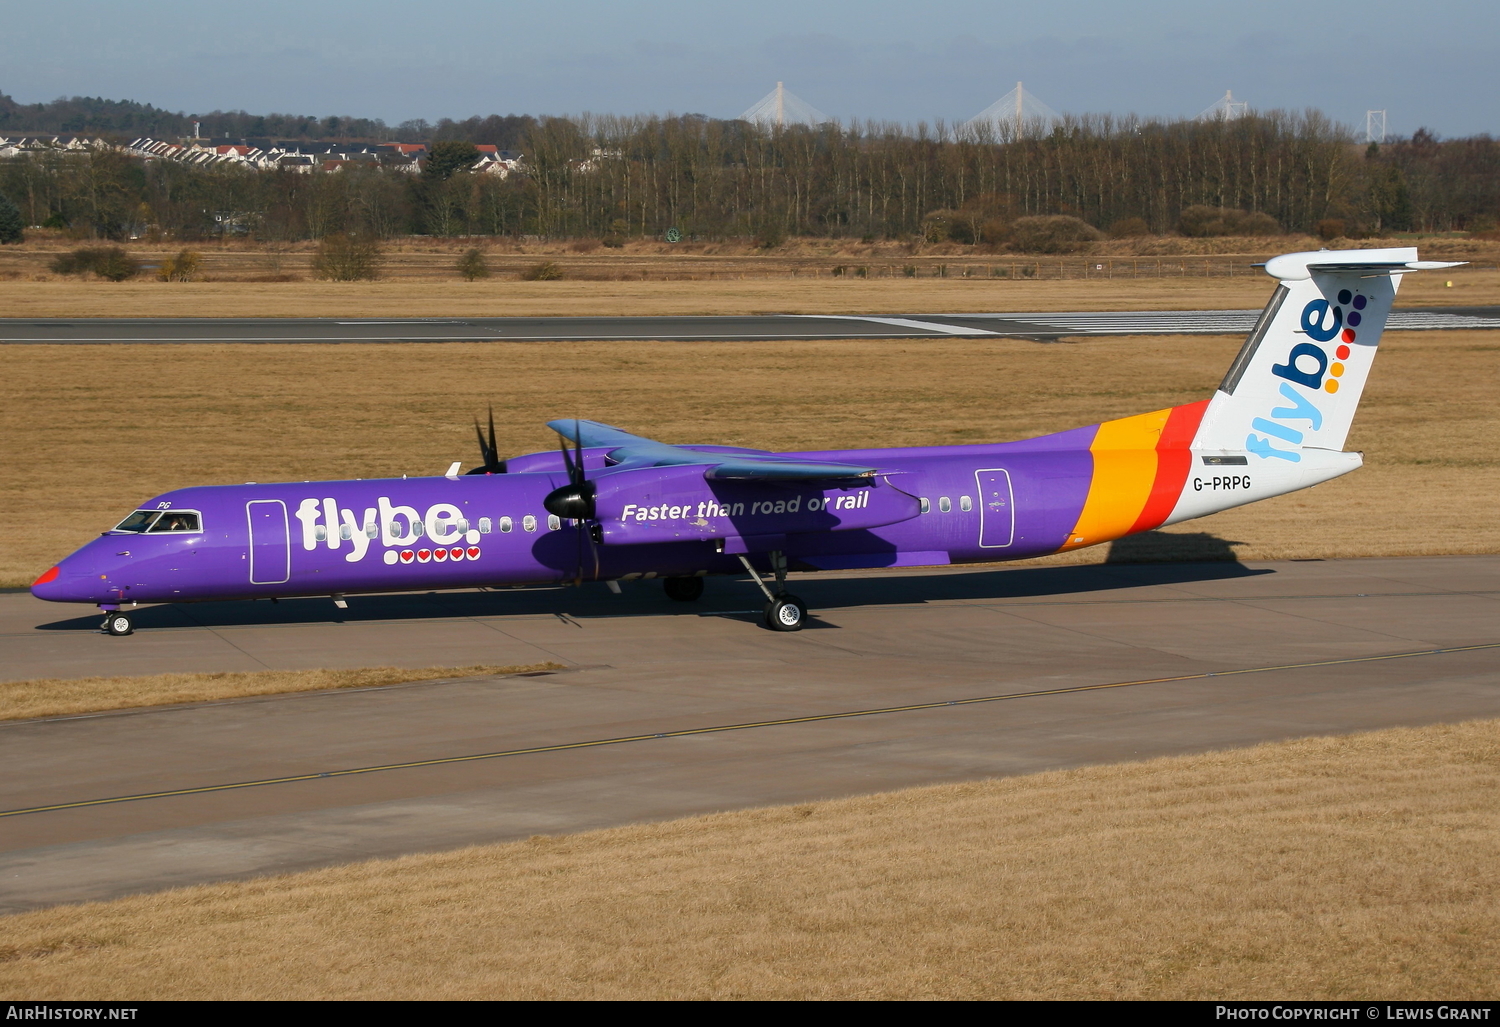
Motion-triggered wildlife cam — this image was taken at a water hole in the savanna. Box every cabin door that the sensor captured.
[975,469,1014,548]
[246,500,291,584]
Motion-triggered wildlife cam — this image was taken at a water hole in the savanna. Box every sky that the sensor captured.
[8,0,1496,136]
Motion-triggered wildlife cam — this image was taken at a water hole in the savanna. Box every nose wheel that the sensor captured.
[764,594,807,631]
[102,610,134,636]
[737,551,808,631]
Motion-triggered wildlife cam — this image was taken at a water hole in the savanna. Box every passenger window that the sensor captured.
[547,514,561,531]
[115,510,160,533]
[959,496,973,512]
[340,523,353,540]
[499,516,513,533]
[522,514,538,533]
[479,517,492,534]
[919,498,930,513]
[939,497,951,513]
[365,523,378,538]
[458,518,469,533]
[313,524,328,541]
[149,511,201,532]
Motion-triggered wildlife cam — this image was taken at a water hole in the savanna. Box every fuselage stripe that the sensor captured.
[1061,407,1171,550]
[1129,399,1211,534]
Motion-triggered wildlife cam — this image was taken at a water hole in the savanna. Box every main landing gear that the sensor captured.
[737,551,807,632]
[101,610,134,636]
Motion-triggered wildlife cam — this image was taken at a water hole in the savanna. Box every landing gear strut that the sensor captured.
[101,610,134,636]
[737,551,807,631]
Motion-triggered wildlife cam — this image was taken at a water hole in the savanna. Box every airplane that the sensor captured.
[32,246,1462,635]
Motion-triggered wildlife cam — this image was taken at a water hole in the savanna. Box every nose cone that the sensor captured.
[30,564,65,601]
[30,539,116,604]
[30,563,94,603]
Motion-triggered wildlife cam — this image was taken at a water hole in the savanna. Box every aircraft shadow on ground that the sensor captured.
[34,531,1269,633]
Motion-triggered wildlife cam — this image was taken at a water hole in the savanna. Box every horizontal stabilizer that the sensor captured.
[548,419,879,481]
[1262,248,1466,281]
[1305,260,1466,275]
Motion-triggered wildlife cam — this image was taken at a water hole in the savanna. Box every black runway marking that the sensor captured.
[4,640,1496,820]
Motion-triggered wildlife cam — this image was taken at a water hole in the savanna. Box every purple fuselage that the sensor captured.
[33,428,1099,608]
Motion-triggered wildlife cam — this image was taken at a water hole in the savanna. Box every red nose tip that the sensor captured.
[32,566,60,587]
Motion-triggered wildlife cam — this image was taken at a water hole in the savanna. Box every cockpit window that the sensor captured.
[148,511,201,533]
[114,510,161,533]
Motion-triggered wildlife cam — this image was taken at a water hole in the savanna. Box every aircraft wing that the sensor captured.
[547,419,879,481]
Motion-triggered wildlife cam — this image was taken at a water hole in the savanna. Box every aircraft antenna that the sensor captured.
[1366,109,1387,144]
[739,83,828,127]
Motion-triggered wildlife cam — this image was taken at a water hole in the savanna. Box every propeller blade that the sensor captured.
[467,405,505,474]
[575,514,585,586]
[571,419,585,486]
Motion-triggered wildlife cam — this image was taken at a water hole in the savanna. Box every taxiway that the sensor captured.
[2,553,1497,912]
[2,307,1500,344]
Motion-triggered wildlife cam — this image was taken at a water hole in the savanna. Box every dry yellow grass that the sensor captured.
[0,239,1495,317]
[0,271,1495,318]
[0,275,1283,318]
[3,331,1496,587]
[2,718,1495,999]
[0,664,563,722]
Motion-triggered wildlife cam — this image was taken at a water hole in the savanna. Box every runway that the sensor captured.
[2,553,1497,912]
[3,306,1500,343]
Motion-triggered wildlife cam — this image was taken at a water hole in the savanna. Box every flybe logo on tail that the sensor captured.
[1248,290,1368,462]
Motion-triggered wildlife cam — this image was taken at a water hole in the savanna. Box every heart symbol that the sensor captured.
[434,548,448,562]
[467,547,480,559]
[450,547,465,560]
[400,550,414,564]
[417,549,431,562]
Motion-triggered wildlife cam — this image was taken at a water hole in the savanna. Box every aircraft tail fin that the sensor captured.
[1194,248,1463,461]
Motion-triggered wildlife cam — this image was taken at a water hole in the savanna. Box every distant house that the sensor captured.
[471,148,524,177]
[273,153,316,174]
[574,147,619,174]
[0,135,112,157]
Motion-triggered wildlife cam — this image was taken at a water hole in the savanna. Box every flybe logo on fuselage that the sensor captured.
[292,497,483,566]
[1246,289,1368,463]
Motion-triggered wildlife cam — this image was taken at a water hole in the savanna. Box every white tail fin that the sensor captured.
[1194,247,1463,460]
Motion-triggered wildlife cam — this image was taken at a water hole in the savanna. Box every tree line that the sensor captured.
[0,91,538,147]
[1,109,1496,243]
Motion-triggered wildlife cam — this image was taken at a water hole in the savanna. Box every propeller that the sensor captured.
[543,419,599,586]
[464,406,507,474]
[543,419,596,520]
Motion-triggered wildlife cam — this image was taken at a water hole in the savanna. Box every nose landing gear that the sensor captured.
[101,610,134,636]
[737,551,807,631]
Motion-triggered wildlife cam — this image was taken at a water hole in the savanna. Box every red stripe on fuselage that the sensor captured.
[1128,399,1210,534]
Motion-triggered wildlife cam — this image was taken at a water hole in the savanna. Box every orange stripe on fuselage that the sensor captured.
[1060,400,1209,551]
[1129,398,1210,534]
